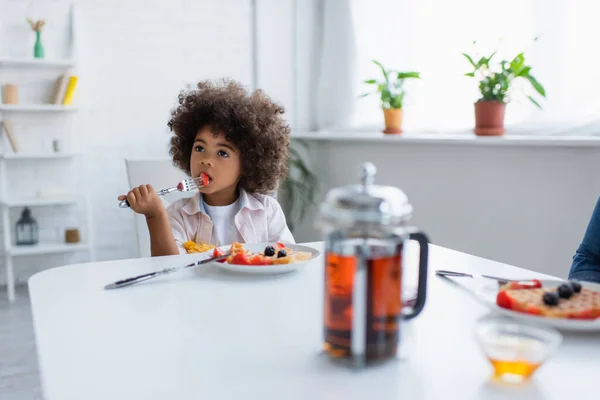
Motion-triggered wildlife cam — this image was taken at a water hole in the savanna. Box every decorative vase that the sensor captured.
[474,101,506,136]
[2,84,19,104]
[34,31,44,59]
[382,108,403,134]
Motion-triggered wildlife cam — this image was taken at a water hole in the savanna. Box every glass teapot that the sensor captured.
[318,162,429,367]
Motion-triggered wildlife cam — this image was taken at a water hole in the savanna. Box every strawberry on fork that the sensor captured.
[198,172,210,187]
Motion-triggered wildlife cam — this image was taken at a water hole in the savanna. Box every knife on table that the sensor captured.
[435,269,540,285]
[104,253,231,290]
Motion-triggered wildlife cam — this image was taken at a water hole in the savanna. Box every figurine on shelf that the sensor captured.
[16,207,39,245]
[65,228,80,243]
[26,18,46,59]
[52,138,61,153]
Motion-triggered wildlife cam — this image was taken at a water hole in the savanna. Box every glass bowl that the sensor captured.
[474,315,563,383]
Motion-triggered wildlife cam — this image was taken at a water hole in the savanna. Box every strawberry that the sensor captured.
[496,291,513,310]
[212,247,226,263]
[275,242,285,249]
[568,308,596,320]
[504,280,542,290]
[231,252,251,265]
[200,172,210,187]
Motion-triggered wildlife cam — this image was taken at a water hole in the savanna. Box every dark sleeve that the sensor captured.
[569,196,600,283]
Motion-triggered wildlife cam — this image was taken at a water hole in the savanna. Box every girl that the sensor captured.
[118,79,294,256]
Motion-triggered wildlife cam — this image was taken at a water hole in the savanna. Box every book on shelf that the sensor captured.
[51,73,70,104]
[50,73,78,105]
[62,75,78,105]
[1,120,19,152]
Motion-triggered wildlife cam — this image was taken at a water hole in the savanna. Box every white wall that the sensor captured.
[291,135,600,279]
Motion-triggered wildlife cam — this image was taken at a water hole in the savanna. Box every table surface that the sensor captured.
[28,242,600,400]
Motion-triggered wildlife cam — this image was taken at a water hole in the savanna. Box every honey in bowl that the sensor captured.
[489,359,541,380]
[485,335,545,382]
[475,316,562,383]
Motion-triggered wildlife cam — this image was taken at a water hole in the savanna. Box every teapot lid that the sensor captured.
[319,162,413,226]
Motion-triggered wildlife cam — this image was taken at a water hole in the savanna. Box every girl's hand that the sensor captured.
[117,184,164,218]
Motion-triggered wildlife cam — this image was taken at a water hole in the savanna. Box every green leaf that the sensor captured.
[510,52,525,72]
[380,87,392,103]
[372,60,389,82]
[462,53,477,68]
[290,159,314,179]
[397,71,420,79]
[527,95,542,109]
[390,92,404,109]
[364,79,377,84]
[291,138,310,149]
[526,75,546,97]
[516,66,531,77]
[359,92,374,98]
[465,72,475,77]
[476,52,495,69]
[289,148,299,159]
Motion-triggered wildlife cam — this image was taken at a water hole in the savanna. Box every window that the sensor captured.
[350,0,600,134]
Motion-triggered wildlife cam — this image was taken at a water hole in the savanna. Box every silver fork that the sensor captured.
[118,178,202,208]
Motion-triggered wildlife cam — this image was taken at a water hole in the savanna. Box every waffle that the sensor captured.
[497,286,600,320]
[226,242,312,265]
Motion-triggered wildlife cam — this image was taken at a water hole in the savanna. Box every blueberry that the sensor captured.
[264,246,276,257]
[543,292,560,306]
[277,249,287,258]
[557,283,574,299]
[569,280,582,293]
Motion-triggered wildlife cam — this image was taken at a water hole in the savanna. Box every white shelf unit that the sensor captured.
[0,58,76,69]
[0,197,79,207]
[0,104,77,112]
[1,152,77,160]
[8,242,89,257]
[0,58,93,302]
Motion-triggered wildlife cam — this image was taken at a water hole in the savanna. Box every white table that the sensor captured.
[29,242,600,400]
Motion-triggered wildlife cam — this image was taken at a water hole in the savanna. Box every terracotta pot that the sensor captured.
[383,108,403,134]
[473,101,506,136]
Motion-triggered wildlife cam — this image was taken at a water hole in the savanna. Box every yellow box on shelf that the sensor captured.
[62,75,78,105]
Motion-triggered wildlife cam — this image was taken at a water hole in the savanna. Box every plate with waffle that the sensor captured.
[207,242,320,275]
[475,279,600,331]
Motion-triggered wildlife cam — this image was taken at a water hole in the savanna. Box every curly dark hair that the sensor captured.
[168,79,290,194]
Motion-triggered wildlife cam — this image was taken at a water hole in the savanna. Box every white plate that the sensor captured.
[475,279,600,332]
[210,243,321,275]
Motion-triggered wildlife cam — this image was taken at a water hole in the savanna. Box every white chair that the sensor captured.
[124,157,195,258]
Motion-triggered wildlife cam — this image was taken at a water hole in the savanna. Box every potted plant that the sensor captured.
[26,18,46,59]
[280,139,318,233]
[463,46,546,136]
[362,60,420,134]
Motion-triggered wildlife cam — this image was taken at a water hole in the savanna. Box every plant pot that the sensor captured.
[474,101,506,136]
[383,108,403,134]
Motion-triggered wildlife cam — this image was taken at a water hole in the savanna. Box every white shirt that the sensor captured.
[202,198,244,247]
[166,189,295,254]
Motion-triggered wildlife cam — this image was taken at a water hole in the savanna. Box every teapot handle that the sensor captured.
[403,230,429,319]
